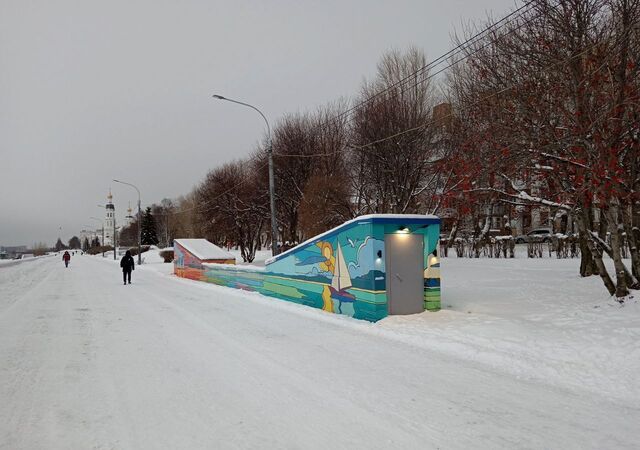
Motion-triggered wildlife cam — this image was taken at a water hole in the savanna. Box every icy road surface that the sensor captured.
[0,256,637,449]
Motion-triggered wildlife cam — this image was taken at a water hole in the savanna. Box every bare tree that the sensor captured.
[350,47,438,214]
[196,158,268,262]
[171,192,201,240]
[269,113,319,243]
[445,0,640,299]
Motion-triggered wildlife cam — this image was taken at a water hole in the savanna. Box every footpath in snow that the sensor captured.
[0,251,638,449]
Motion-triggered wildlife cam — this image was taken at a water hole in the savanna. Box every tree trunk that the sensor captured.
[444,219,459,257]
[474,204,493,257]
[588,206,637,290]
[576,209,616,295]
[621,202,640,283]
[579,234,596,276]
[634,227,640,278]
[579,206,597,277]
[606,206,630,299]
[598,207,608,243]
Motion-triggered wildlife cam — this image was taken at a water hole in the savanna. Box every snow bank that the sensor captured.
[174,239,234,261]
[142,249,165,264]
[0,254,54,269]
[202,262,266,272]
[226,249,272,267]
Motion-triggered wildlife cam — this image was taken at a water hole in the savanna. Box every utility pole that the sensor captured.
[137,198,141,264]
[165,213,169,248]
[113,213,117,260]
[212,94,279,256]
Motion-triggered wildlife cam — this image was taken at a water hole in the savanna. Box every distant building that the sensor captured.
[79,228,98,247]
[429,102,560,236]
[0,245,28,258]
[125,202,134,227]
[432,102,453,131]
[104,190,116,247]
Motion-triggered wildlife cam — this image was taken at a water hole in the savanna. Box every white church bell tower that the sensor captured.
[104,190,116,246]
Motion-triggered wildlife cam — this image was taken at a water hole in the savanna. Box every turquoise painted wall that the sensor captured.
[175,215,440,322]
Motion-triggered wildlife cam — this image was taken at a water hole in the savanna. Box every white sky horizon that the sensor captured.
[1,0,517,247]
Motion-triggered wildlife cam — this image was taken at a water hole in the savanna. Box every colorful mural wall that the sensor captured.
[174,215,440,322]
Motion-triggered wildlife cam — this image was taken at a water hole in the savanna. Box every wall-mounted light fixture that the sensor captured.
[398,225,409,233]
[375,249,383,266]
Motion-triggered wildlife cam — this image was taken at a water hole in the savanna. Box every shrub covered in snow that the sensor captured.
[128,246,150,256]
[86,246,113,255]
[159,250,174,263]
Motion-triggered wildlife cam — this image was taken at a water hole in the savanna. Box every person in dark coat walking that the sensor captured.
[120,250,135,285]
[62,251,71,268]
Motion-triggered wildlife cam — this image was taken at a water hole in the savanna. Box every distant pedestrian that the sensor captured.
[62,251,71,268]
[120,250,135,285]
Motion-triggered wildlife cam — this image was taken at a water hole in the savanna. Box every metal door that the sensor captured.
[385,233,424,315]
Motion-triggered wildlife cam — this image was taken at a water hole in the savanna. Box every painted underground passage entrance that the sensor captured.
[174,214,441,322]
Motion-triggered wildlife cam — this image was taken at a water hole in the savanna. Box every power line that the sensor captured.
[158,1,565,216]
[347,22,638,153]
[154,1,545,216]
[156,160,270,216]
[274,0,557,158]
[278,2,639,159]
[311,0,539,133]
[276,0,550,158]
[153,26,631,220]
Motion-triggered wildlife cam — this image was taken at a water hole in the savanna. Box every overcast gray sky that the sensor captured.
[1,0,516,247]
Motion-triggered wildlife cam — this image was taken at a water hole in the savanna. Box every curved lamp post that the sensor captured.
[113,179,142,265]
[212,94,278,256]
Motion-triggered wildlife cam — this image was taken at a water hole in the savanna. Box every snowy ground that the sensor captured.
[382,254,640,406]
[0,249,638,449]
[0,254,54,268]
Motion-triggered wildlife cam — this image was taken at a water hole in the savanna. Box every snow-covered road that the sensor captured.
[1,256,637,449]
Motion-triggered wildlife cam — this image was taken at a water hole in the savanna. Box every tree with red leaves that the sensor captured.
[444,0,640,300]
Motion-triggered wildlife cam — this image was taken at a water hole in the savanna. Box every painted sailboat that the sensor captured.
[329,243,356,309]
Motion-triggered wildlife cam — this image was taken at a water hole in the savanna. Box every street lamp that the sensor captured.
[113,179,142,265]
[89,216,105,257]
[212,94,278,256]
